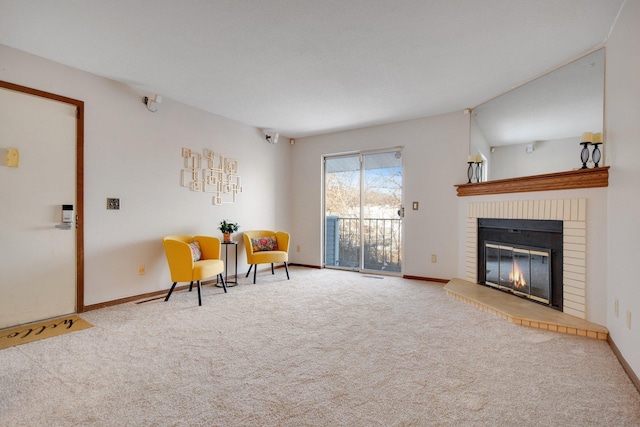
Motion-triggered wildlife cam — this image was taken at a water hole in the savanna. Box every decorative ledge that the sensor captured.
[455,166,609,197]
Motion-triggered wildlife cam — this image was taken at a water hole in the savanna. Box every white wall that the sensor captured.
[0,44,292,305]
[290,112,469,279]
[604,0,640,378]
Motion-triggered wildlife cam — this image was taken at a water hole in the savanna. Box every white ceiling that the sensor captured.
[0,0,625,138]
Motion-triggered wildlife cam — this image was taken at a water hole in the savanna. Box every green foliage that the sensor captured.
[218,219,239,234]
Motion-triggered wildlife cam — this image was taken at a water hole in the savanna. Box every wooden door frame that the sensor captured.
[0,80,85,312]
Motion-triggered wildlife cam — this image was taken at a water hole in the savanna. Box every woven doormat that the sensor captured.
[0,315,93,350]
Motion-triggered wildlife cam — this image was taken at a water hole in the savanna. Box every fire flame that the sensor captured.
[509,262,527,289]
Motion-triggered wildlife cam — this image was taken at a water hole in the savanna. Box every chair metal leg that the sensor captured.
[165,282,178,301]
[253,265,257,284]
[197,280,202,306]
[189,281,194,292]
[271,263,275,274]
[246,264,253,278]
[284,262,290,280]
[219,273,228,293]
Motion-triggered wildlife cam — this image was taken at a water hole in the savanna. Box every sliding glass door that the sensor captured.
[324,149,403,273]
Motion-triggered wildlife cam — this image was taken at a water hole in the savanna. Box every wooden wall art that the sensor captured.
[181,148,243,205]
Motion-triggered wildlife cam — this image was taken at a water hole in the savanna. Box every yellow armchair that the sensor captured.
[162,235,227,306]
[243,230,290,284]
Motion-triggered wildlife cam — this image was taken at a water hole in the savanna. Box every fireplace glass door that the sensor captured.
[530,250,551,302]
[485,242,551,304]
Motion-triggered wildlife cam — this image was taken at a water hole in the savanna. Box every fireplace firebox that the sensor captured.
[478,219,563,311]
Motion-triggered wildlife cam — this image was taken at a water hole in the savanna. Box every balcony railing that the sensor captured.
[325,216,402,272]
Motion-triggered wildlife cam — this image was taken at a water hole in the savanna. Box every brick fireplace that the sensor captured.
[464,198,587,319]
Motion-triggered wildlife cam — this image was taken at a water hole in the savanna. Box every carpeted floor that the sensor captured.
[1,267,638,426]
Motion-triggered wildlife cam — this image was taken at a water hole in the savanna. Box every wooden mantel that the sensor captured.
[455,167,609,197]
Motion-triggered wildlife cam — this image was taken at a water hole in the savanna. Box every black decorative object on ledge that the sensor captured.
[580,132,593,169]
[591,144,602,167]
[475,159,483,183]
[467,161,474,184]
[591,132,603,167]
[580,143,591,169]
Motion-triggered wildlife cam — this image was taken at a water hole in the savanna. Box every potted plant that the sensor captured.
[218,219,239,243]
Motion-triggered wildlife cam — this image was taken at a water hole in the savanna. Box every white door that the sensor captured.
[0,87,77,328]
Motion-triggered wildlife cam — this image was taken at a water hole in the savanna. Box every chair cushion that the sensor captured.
[251,250,288,264]
[251,236,278,252]
[193,259,224,280]
[188,241,202,261]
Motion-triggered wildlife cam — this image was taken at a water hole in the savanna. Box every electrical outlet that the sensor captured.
[138,265,145,275]
[296,245,300,252]
[431,254,437,263]
[627,311,632,330]
[412,201,419,210]
[614,298,619,317]
[107,198,120,210]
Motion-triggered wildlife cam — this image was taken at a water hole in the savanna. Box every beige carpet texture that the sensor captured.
[1,267,639,426]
